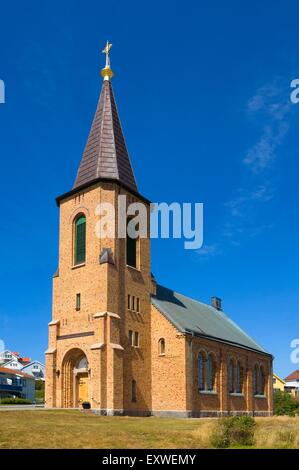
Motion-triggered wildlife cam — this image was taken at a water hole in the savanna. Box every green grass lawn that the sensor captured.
[0,410,299,449]
[0,410,210,449]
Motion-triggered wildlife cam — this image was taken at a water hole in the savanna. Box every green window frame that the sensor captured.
[74,215,86,265]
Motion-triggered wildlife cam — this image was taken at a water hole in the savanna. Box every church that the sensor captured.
[45,42,273,417]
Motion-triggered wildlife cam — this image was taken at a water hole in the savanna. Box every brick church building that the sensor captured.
[45,43,273,417]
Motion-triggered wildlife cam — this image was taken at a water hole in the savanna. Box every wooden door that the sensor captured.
[77,373,88,406]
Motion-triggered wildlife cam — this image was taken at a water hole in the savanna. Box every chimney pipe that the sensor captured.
[211,296,222,310]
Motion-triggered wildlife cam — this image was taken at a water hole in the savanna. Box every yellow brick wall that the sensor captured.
[151,306,187,412]
[188,335,272,416]
[149,310,273,417]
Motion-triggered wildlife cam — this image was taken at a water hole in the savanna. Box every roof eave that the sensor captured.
[184,329,273,358]
[56,177,151,207]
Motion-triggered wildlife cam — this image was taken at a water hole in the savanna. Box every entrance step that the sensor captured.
[80,409,95,415]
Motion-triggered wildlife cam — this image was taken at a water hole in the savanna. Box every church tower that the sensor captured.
[45,42,153,414]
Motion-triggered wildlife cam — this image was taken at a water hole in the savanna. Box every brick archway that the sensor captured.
[61,348,89,408]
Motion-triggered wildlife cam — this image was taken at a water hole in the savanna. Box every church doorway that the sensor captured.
[62,349,89,408]
[77,373,89,405]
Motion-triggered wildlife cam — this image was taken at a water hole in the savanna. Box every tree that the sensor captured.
[274,390,299,416]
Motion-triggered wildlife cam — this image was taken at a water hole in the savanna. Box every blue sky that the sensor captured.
[0,0,299,377]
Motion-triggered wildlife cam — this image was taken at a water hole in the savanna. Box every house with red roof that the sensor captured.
[284,370,299,397]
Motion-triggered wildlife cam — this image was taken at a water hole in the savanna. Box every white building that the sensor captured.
[284,370,299,397]
[3,359,23,370]
[0,350,20,365]
[0,350,45,381]
[21,361,45,380]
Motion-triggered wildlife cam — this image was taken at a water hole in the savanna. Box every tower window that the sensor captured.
[158,338,165,355]
[74,215,86,265]
[129,330,134,346]
[127,295,140,312]
[129,330,139,348]
[134,332,139,347]
[126,217,137,268]
[76,293,81,311]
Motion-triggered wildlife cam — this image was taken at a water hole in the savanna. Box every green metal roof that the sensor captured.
[151,285,269,355]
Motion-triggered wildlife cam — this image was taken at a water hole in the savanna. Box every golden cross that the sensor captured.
[100,40,114,79]
[102,40,112,67]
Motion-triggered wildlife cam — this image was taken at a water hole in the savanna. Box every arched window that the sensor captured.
[235,361,244,393]
[228,360,234,393]
[239,363,244,393]
[76,356,88,370]
[207,354,215,391]
[198,353,205,391]
[235,362,240,393]
[74,215,86,265]
[259,366,265,396]
[131,379,137,402]
[253,364,259,395]
[158,338,165,355]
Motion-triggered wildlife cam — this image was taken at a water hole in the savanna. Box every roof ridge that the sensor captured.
[155,283,219,311]
[22,360,44,367]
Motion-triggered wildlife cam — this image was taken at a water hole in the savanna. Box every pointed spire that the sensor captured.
[73,42,138,192]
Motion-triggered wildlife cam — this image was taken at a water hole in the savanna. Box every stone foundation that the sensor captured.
[88,409,273,418]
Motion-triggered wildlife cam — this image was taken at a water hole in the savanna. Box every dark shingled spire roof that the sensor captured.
[73,79,138,192]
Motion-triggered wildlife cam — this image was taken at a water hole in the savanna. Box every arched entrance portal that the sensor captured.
[62,349,89,408]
